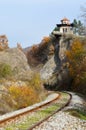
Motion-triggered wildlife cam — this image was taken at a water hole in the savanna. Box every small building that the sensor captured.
[54,18,74,34]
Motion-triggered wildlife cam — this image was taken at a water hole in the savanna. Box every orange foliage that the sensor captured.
[31,36,50,54]
[26,36,51,67]
[66,39,86,93]
[66,39,85,76]
[8,86,38,108]
[66,39,83,60]
[42,36,51,43]
[31,44,39,54]
[8,73,46,109]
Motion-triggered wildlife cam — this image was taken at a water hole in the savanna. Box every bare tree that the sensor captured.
[81,4,86,23]
[80,4,86,35]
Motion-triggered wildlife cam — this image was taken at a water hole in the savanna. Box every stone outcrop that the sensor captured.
[0,48,33,114]
[0,35,9,50]
[0,48,32,80]
[40,34,74,90]
[40,56,56,81]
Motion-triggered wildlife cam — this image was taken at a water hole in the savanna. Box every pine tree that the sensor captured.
[73,19,86,36]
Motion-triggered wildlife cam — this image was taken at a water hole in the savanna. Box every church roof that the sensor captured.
[57,23,74,27]
[61,17,70,22]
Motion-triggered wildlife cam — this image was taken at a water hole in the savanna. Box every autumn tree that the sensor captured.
[8,73,46,109]
[81,4,86,23]
[26,36,51,67]
[31,36,51,55]
[66,39,86,94]
[8,86,38,108]
[79,4,86,35]
[31,44,39,54]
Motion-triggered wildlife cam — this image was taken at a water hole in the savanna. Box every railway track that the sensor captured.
[28,92,72,130]
[0,93,60,126]
[0,92,72,130]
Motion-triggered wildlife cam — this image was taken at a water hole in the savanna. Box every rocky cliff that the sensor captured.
[0,48,32,80]
[40,34,75,90]
[0,35,9,50]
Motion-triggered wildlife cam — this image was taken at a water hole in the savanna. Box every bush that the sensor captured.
[66,39,86,94]
[8,73,47,109]
[29,73,42,92]
[0,63,12,78]
[8,85,38,109]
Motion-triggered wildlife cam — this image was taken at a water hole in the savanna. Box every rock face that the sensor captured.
[40,56,71,90]
[0,48,32,80]
[0,90,17,114]
[40,56,56,81]
[40,34,74,90]
[0,35,9,50]
[0,48,32,113]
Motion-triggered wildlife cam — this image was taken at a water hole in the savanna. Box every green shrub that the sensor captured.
[0,63,12,78]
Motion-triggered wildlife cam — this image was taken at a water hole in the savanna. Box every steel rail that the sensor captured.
[28,92,72,130]
[0,93,61,126]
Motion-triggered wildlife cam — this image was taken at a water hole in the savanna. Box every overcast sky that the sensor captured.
[0,0,85,48]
